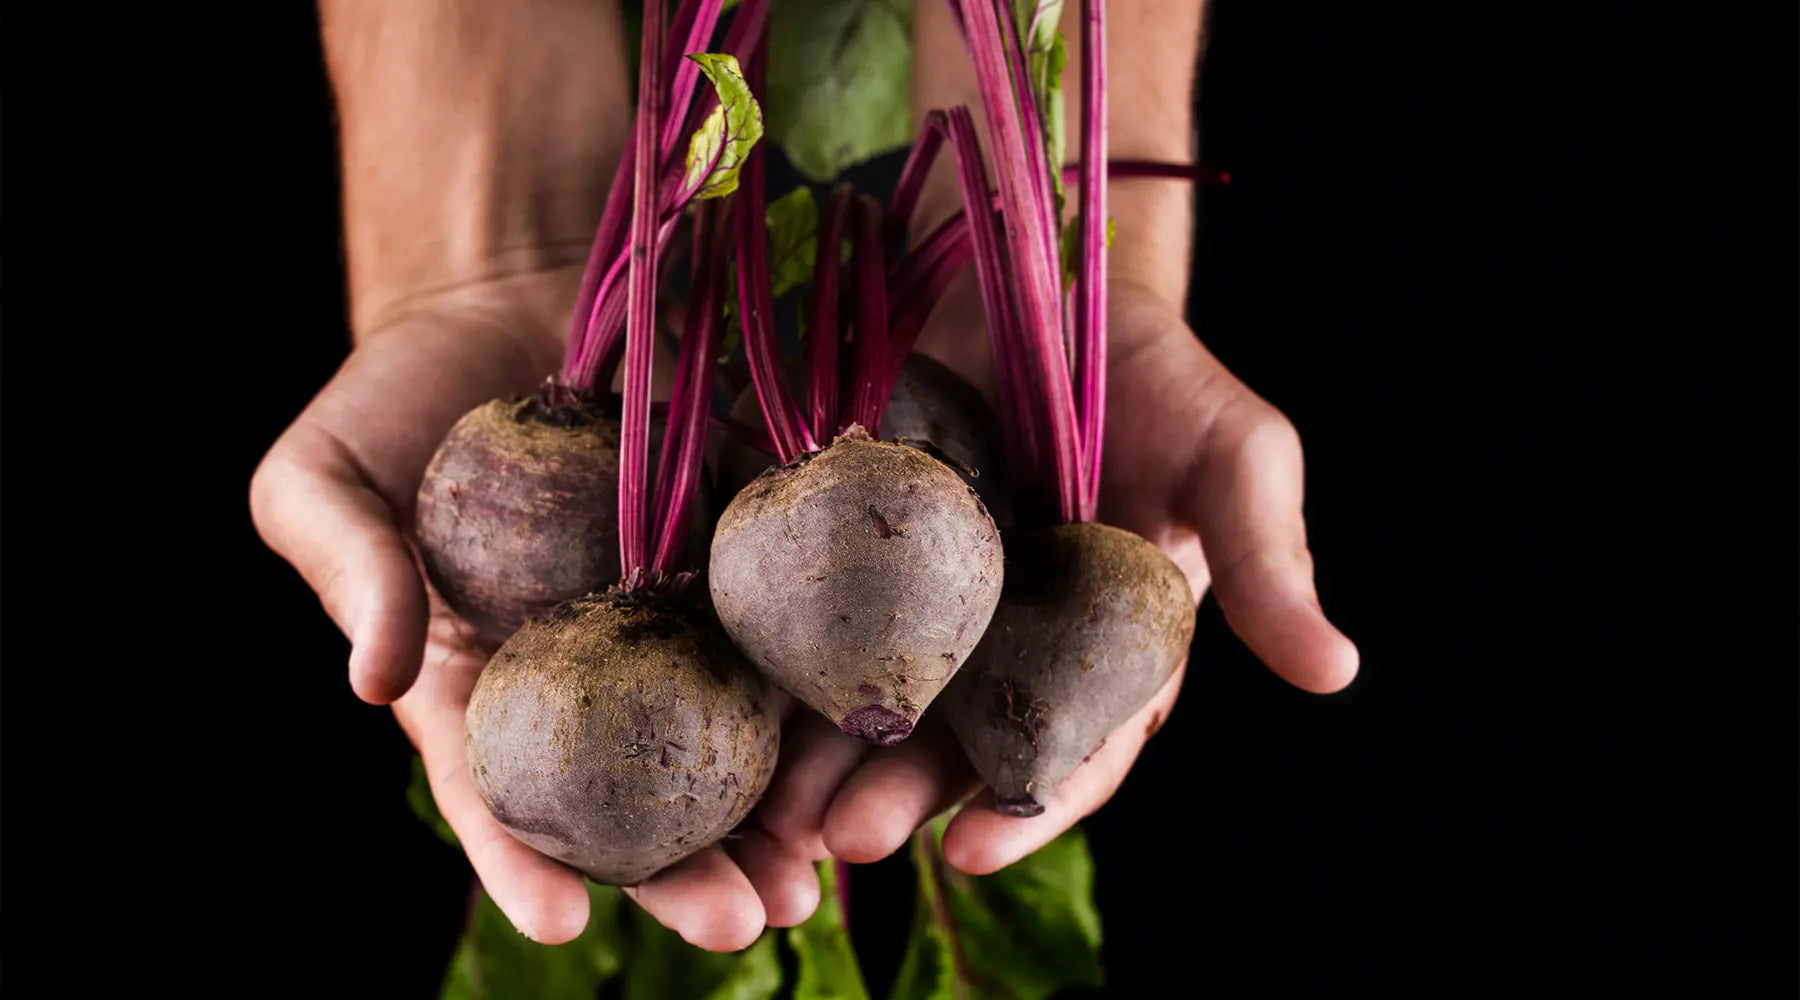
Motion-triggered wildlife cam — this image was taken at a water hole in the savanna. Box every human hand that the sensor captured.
[751,276,1360,881]
[249,274,821,950]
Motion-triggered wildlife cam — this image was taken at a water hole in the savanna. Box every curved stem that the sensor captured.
[885,123,946,248]
[1074,0,1107,522]
[650,201,729,576]
[618,0,665,581]
[733,46,816,463]
[955,0,1079,522]
[943,107,1042,498]
[809,186,853,442]
[846,194,891,433]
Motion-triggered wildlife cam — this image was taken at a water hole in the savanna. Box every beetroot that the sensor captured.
[709,165,1007,743]
[710,430,1002,743]
[939,523,1192,815]
[464,0,781,884]
[415,391,624,645]
[466,592,779,883]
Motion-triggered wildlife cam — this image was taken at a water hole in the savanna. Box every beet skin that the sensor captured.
[709,434,1003,744]
[940,522,1195,816]
[464,591,780,885]
[416,394,634,645]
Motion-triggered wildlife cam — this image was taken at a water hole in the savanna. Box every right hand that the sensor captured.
[249,271,819,949]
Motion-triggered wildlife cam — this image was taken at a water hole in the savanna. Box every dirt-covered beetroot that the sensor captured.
[460,0,781,886]
[415,392,625,645]
[940,522,1194,816]
[465,592,779,884]
[714,354,1011,525]
[709,432,1003,744]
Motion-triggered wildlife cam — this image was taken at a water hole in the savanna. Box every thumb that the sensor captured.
[250,421,428,704]
[1191,404,1359,694]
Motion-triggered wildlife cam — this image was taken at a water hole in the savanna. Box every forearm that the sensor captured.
[320,0,633,343]
[909,1,1205,311]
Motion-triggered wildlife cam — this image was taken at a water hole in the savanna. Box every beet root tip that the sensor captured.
[840,705,915,745]
[992,792,1046,818]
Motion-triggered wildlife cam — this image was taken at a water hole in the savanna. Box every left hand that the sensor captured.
[749,276,1360,880]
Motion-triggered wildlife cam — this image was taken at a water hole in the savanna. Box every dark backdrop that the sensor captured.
[3,2,1793,995]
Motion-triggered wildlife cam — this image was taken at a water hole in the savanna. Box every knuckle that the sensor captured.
[1236,404,1303,461]
[246,449,293,544]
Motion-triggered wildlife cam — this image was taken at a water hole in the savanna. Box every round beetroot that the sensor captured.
[415,393,624,645]
[939,522,1195,816]
[417,392,705,645]
[465,591,780,885]
[709,432,1003,744]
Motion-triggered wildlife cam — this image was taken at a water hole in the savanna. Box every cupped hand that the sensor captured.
[753,277,1360,885]
[249,273,819,949]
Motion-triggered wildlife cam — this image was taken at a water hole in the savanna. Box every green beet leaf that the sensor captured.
[889,814,1104,1000]
[1058,215,1116,292]
[767,0,914,182]
[439,884,628,1000]
[767,186,822,300]
[720,186,818,361]
[620,905,782,1000]
[789,861,874,1000]
[408,754,774,1000]
[1012,0,1068,214]
[685,53,766,202]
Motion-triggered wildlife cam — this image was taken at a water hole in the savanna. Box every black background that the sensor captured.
[2,1,1794,995]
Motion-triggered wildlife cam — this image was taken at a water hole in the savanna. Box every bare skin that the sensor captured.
[252,0,1356,951]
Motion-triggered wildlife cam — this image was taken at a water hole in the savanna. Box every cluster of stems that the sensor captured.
[585,0,1228,583]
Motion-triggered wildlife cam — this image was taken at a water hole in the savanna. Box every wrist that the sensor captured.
[321,0,632,341]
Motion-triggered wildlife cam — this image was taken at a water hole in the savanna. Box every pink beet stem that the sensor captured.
[950,0,1080,522]
[650,201,716,532]
[562,152,634,384]
[883,215,975,385]
[569,213,680,393]
[658,0,722,155]
[942,107,1042,496]
[711,411,779,457]
[564,0,721,385]
[618,0,665,580]
[883,157,1222,436]
[883,157,1224,312]
[845,193,892,433]
[650,200,729,576]
[885,123,947,247]
[996,0,1062,290]
[564,0,763,389]
[1074,0,1107,522]
[733,45,817,464]
[808,186,853,442]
